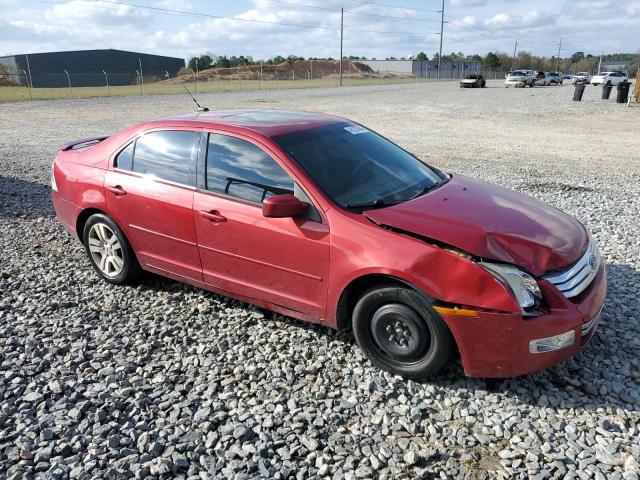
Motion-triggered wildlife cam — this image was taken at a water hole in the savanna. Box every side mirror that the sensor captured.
[262,194,308,218]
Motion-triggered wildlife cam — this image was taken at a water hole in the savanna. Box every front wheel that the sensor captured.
[352,286,454,379]
[83,213,141,284]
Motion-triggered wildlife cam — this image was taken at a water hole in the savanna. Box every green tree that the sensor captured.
[571,51,585,63]
[416,52,428,61]
[483,52,501,69]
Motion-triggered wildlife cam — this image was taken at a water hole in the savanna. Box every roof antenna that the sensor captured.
[183,85,209,112]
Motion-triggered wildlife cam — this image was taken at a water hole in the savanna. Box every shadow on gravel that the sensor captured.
[0,176,53,219]
[136,263,639,412]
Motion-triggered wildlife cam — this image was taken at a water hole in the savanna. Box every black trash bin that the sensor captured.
[573,83,586,101]
[602,84,613,100]
[616,81,631,103]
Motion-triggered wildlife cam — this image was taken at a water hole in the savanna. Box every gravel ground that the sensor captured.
[1,80,639,479]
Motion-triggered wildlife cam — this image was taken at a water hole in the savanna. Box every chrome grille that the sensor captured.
[543,238,601,299]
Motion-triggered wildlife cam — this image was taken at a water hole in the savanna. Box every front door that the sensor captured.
[193,132,329,318]
[105,129,202,281]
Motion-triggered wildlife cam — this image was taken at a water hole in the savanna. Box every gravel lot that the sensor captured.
[1,80,639,479]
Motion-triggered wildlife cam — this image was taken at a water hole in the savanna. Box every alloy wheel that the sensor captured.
[87,223,124,278]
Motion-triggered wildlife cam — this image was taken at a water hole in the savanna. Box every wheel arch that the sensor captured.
[76,207,108,240]
[335,273,432,332]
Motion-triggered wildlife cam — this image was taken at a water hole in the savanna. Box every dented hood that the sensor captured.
[365,175,588,276]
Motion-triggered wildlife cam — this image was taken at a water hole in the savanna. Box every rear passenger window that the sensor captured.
[115,143,134,171]
[132,130,198,185]
[206,134,293,203]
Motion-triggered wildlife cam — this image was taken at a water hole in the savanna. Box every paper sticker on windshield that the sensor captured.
[344,125,368,135]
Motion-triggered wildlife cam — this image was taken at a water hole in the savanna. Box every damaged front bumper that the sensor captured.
[437,263,606,378]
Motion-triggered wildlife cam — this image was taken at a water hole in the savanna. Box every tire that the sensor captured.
[82,213,141,285]
[481,80,486,88]
[352,285,454,379]
[606,80,611,86]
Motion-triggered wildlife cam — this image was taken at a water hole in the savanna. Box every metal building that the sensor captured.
[0,49,185,87]
[359,59,481,79]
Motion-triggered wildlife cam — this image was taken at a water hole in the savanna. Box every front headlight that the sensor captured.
[480,262,542,311]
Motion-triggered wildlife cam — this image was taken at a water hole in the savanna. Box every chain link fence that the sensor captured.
[0,64,509,102]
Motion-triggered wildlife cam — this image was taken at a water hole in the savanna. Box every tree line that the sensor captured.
[185,51,638,74]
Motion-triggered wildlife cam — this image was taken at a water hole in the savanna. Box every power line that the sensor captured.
[347,0,441,14]
[24,0,440,35]
[92,0,440,35]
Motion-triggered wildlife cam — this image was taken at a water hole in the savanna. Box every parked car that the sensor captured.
[534,71,552,86]
[590,71,628,86]
[459,74,486,88]
[505,70,534,87]
[564,74,573,80]
[572,72,591,84]
[546,72,563,85]
[51,110,606,379]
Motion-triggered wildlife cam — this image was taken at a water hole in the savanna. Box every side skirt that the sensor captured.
[142,263,331,328]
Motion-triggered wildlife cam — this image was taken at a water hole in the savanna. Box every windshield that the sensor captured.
[509,71,526,76]
[272,122,446,209]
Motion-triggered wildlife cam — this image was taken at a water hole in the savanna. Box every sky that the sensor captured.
[0,0,638,61]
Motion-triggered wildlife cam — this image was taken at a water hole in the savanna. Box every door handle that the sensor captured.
[199,210,227,223]
[106,185,127,196]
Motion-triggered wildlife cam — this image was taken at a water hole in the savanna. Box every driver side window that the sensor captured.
[205,134,293,204]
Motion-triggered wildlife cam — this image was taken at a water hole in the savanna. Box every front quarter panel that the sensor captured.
[326,211,520,327]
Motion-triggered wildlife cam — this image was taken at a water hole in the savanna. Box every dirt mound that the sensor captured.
[161,60,373,84]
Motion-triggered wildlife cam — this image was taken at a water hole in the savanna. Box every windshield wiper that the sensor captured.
[408,181,442,200]
[344,198,403,209]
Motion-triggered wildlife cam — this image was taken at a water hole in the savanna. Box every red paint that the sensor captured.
[51,110,606,378]
[365,175,588,276]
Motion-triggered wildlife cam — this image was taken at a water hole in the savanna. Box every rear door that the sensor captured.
[105,129,203,281]
[193,131,330,318]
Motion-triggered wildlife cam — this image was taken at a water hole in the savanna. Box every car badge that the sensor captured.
[588,255,597,271]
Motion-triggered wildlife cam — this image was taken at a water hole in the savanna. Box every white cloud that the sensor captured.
[484,10,557,29]
[451,0,487,6]
[0,1,637,60]
[45,0,150,28]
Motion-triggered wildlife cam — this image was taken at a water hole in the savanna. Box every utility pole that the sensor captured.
[556,38,562,72]
[511,40,518,71]
[598,51,603,73]
[339,7,343,86]
[438,0,444,79]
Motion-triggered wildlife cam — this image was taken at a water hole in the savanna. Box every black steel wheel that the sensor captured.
[352,285,453,379]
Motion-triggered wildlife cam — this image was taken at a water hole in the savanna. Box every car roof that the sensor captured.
[153,109,348,137]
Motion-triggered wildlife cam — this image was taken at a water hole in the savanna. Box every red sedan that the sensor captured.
[51,110,606,378]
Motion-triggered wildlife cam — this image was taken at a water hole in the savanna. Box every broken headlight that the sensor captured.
[480,262,542,312]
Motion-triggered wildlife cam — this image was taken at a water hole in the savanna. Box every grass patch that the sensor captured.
[0,77,434,103]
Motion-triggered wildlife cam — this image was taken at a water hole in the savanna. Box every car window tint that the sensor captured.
[115,142,134,171]
[132,131,198,185]
[206,134,293,203]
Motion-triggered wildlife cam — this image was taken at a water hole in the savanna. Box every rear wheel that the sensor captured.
[352,286,453,379]
[83,213,141,284]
